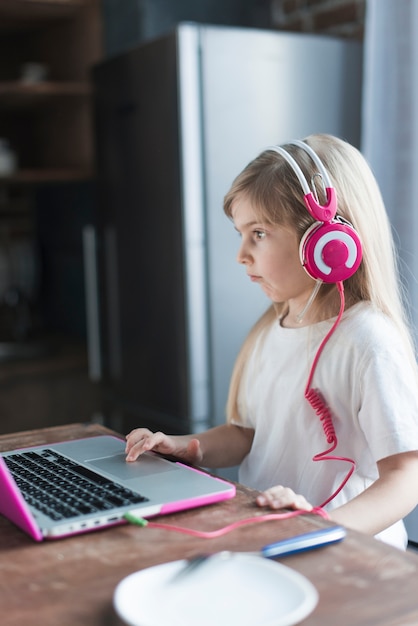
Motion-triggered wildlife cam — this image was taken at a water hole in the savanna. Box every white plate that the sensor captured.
[114,553,318,626]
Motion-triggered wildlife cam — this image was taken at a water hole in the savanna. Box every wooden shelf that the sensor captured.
[0,0,101,186]
[0,1,89,26]
[0,81,92,108]
[0,167,94,185]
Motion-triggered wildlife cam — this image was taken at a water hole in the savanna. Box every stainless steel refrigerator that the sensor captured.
[87,23,362,442]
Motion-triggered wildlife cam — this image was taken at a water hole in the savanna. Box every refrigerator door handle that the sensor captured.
[82,225,102,381]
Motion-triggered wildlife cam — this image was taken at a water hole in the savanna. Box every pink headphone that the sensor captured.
[267,140,363,283]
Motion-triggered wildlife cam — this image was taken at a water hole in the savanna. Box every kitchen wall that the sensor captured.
[100,0,272,55]
[271,0,365,38]
[101,0,365,58]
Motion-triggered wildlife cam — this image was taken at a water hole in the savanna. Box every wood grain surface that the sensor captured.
[1,423,417,626]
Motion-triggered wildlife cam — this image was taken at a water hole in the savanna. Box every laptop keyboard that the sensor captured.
[4,449,148,521]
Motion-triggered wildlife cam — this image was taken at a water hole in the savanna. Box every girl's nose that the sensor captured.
[237,241,251,265]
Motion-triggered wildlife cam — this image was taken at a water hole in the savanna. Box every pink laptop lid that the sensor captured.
[0,456,43,541]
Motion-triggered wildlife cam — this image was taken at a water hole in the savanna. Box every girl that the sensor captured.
[126,134,418,549]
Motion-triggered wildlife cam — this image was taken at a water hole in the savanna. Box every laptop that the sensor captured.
[0,435,236,541]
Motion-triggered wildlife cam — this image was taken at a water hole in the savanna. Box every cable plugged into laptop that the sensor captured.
[124,513,149,527]
[123,506,331,539]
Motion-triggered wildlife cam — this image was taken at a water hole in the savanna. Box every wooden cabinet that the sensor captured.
[0,0,102,185]
[0,1,103,434]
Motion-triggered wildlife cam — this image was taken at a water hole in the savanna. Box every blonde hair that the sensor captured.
[224,133,417,422]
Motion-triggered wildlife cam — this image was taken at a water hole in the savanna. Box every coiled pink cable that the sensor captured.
[304,281,356,507]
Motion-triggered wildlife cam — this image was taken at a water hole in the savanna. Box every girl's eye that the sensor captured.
[254,230,266,240]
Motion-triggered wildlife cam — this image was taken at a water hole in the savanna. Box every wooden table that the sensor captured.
[1,423,418,626]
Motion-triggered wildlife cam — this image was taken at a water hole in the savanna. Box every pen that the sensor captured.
[260,525,346,558]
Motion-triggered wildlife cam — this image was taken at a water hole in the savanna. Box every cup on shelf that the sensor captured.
[0,140,17,176]
[20,62,49,84]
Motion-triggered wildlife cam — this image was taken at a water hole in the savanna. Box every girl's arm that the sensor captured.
[328,450,418,534]
[256,450,418,536]
[125,423,254,468]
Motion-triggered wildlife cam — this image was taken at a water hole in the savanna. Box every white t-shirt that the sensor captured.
[235,302,418,549]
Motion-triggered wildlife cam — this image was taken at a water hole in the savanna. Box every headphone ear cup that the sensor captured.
[300,219,362,283]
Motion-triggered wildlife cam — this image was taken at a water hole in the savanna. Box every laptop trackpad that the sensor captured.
[88,453,177,481]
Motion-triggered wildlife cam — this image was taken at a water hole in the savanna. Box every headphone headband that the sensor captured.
[266,141,336,222]
[289,140,333,187]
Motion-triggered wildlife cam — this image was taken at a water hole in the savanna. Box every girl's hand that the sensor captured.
[256,485,313,512]
[125,428,203,465]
